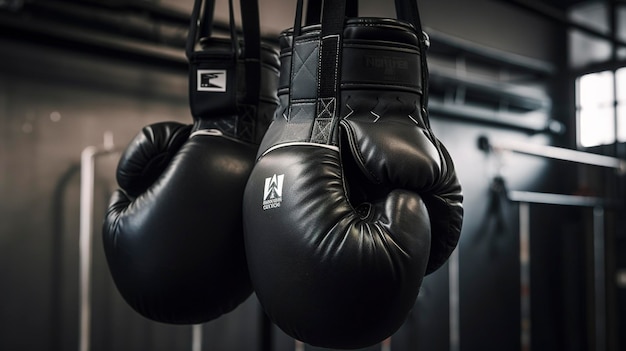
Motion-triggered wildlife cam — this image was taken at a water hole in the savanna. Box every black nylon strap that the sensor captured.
[240,0,262,104]
[294,0,357,35]
[185,0,205,58]
[199,0,216,39]
[241,0,260,57]
[305,0,321,26]
[227,0,238,54]
[289,0,429,143]
[316,0,425,111]
[293,0,304,36]
[303,0,421,31]
[395,0,423,32]
[304,0,357,26]
[346,0,358,19]
[392,0,429,121]
[186,0,262,103]
[317,0,347,102]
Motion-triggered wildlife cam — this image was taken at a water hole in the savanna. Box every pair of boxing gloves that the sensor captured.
[102,0,463,348]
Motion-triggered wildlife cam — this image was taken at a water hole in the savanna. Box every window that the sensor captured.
[577,69,626,147]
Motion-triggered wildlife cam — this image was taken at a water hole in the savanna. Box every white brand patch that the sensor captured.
[197,70,227,92]
[262,174,284,210]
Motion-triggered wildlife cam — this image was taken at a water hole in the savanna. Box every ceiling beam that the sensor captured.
[498,0,626,47]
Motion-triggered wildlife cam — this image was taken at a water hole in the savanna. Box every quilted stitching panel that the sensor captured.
[236,105,257,142]
[282,102,316,142]
[291,40,319,101]
[289,104,308,122]
[311,117,333,144]
[317,98,336,119]
[213,117,236,136]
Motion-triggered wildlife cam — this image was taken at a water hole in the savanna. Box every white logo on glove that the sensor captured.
[197,70,227,92]
[263,174,284,210]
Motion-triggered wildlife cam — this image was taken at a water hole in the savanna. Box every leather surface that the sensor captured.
[102,32,279,323]
[244,17,463,348]
[190,38,280,143]
[104,123,258,323]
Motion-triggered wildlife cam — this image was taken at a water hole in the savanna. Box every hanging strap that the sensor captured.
[307,0,427,118]
[186,0,262,104]
[294,0,357,36]
[185,0,206,58]
[186,0,236,58]
[296,0,423,35]
[317,0,346,106]
[239,0,262,104]
[304,0,320,26]
[199,0,216,40]
[302,0,357,27]
[394,0,424,33]
[393,0,430,124]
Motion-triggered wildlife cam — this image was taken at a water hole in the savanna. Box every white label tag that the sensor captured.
[197,70,227,92]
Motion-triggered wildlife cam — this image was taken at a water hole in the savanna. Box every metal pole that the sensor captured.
[295,340,305,351]
[507,191,611,351]
[79,145,97,351]
[192,325,203,351]
[381,337,391,351]
[593,207,606,351]
[519,203,531,351]
[508,191,610,207]
[449,247,460,351]
[479,136,626,173]
[78,133,118,351]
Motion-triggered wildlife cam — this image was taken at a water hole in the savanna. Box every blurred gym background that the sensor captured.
[0,0,625,350]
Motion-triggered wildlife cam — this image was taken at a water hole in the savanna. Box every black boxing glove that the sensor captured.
[243,0,462,348]
[102,0,279,324]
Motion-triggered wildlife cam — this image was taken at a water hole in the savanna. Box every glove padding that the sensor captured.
[102,0,279,325]
[103,122,258,324]
[243,16,463,349]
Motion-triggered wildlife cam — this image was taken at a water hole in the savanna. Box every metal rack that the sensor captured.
[478,136,626,174]
[479,135,624,351]
[78,133,119,351]
[510,192,611,351]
